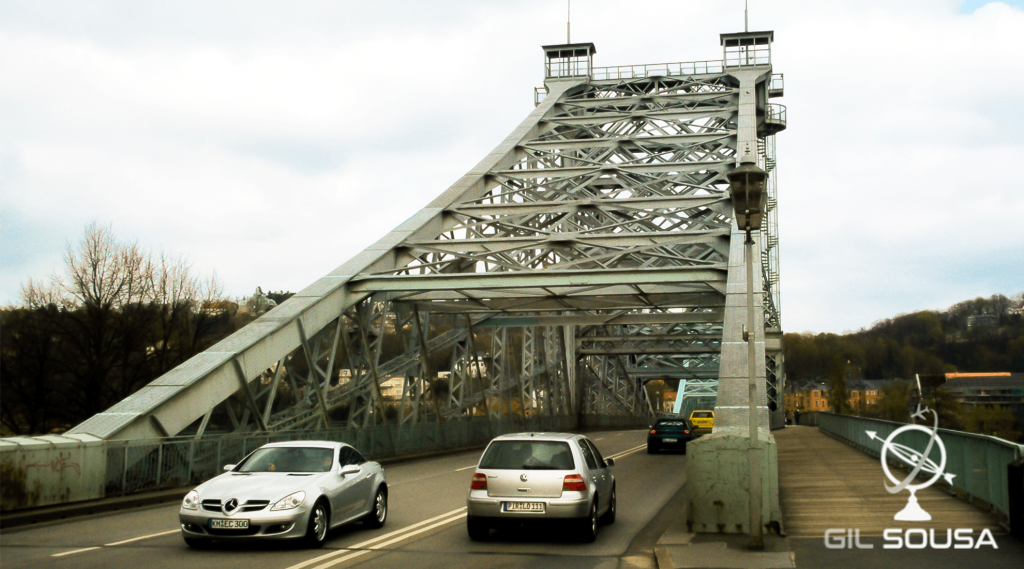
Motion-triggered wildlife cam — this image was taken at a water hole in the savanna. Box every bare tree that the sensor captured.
[2,222,232,433]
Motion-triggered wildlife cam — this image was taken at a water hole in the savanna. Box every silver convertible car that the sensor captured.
[179,441,387,548]
[466,433,615,542]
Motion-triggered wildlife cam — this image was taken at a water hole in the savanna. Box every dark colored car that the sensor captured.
[647,418,694,454]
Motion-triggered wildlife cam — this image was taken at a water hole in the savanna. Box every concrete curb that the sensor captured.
[0,487,191,530]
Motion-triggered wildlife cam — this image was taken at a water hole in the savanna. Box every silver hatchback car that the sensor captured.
[466,433,615,542]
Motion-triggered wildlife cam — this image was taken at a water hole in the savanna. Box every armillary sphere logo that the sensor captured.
[866,405,956,521]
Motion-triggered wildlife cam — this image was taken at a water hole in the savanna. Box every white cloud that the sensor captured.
[2,0,1022,333]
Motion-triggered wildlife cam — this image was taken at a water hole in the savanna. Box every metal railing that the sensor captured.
[102,414,648,497]
[591,60,725,81]
[534,86,548,107]
[724,45,770,68]
[818,412,1024,523]
[765,103,786,125]
[546,59,591,79]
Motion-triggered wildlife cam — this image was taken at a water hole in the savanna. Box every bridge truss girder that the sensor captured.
[70,50,784,442]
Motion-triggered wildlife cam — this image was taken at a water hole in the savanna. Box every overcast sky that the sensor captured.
[2,0,1022,334]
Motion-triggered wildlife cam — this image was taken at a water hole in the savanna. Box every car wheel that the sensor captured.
[364,487,388,529]
[682,443,687,455]
[600,485,616,525]
[467,516,490,541]
[304,501,330,548]
[183,536,208,549]
[579,499,598,542]
[647,444,657,454]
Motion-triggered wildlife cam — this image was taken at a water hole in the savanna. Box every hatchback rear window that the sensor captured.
[479,441,575,470]
[657,421,686,427]
[691,412,713,418]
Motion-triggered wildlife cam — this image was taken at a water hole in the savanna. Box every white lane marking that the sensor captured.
[594,438,604,441]
[308,513,468,569]
[454,465,477,471]
[606,444,646,460]
[104,529,179,546]
[368,513,466,550]
[284,508,467,569]
[52,547,102,557]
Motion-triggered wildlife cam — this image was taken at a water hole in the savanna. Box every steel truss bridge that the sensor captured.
[69,32,787,444]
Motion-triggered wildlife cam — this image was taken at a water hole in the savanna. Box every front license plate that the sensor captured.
[210,519,250,529]
[663,438,678,443]
[503,501,545,513]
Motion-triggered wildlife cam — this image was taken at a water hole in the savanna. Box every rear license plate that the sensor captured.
[503,501,545,513]
[663,438,678,443]
[210,519,249,529]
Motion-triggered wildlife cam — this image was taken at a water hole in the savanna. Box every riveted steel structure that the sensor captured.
[69,33,786,444]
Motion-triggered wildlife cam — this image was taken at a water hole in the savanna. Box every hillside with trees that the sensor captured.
[784,293,1024,441]
[784,293,1024,382]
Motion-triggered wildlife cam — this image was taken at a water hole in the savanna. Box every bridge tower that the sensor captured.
[685,30,786,540]
[69,33,787,532]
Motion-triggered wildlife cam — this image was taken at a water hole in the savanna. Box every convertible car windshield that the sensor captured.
[236,447,334,473]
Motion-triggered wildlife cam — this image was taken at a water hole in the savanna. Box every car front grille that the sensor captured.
[200,499,270,513]
[241,500,270,512]
[201,500,221,512]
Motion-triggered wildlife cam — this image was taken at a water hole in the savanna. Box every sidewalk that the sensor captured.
[653,426,1022,569]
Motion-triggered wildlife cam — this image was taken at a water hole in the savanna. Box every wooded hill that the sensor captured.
[784,293,1024,382]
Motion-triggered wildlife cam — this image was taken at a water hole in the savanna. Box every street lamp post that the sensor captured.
[727,162,768,550]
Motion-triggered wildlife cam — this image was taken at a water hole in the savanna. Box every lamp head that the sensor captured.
[727,163,768,232]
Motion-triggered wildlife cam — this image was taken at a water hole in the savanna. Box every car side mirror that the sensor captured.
[340,464,360,476]
[605,458,615,467]
[223,464,236,472]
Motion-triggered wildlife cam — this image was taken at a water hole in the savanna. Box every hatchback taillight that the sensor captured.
[684,430,690,434]
[563,474,586,492]
[471,473,487,491]
[650,429,657,434]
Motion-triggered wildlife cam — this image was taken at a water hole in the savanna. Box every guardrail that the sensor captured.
[1,414,649,512]
[591,60,725,80]
[818,412,1024,524]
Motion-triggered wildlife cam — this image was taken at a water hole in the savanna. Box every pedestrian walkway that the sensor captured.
[654,426,1023,569]
[775,425,1001,537]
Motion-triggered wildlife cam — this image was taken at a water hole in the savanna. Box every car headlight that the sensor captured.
[182,490,200,510]
[270,491,306,511]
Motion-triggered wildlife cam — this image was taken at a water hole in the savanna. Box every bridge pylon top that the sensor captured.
[542,42,597,80]
[720,30,774,67]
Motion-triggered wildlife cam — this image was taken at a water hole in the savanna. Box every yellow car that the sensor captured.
[688,410,714,435]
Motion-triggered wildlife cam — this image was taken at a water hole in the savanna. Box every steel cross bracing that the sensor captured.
[70,45,785,442]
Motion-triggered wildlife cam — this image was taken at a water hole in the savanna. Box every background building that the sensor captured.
[939,372,1024,430]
